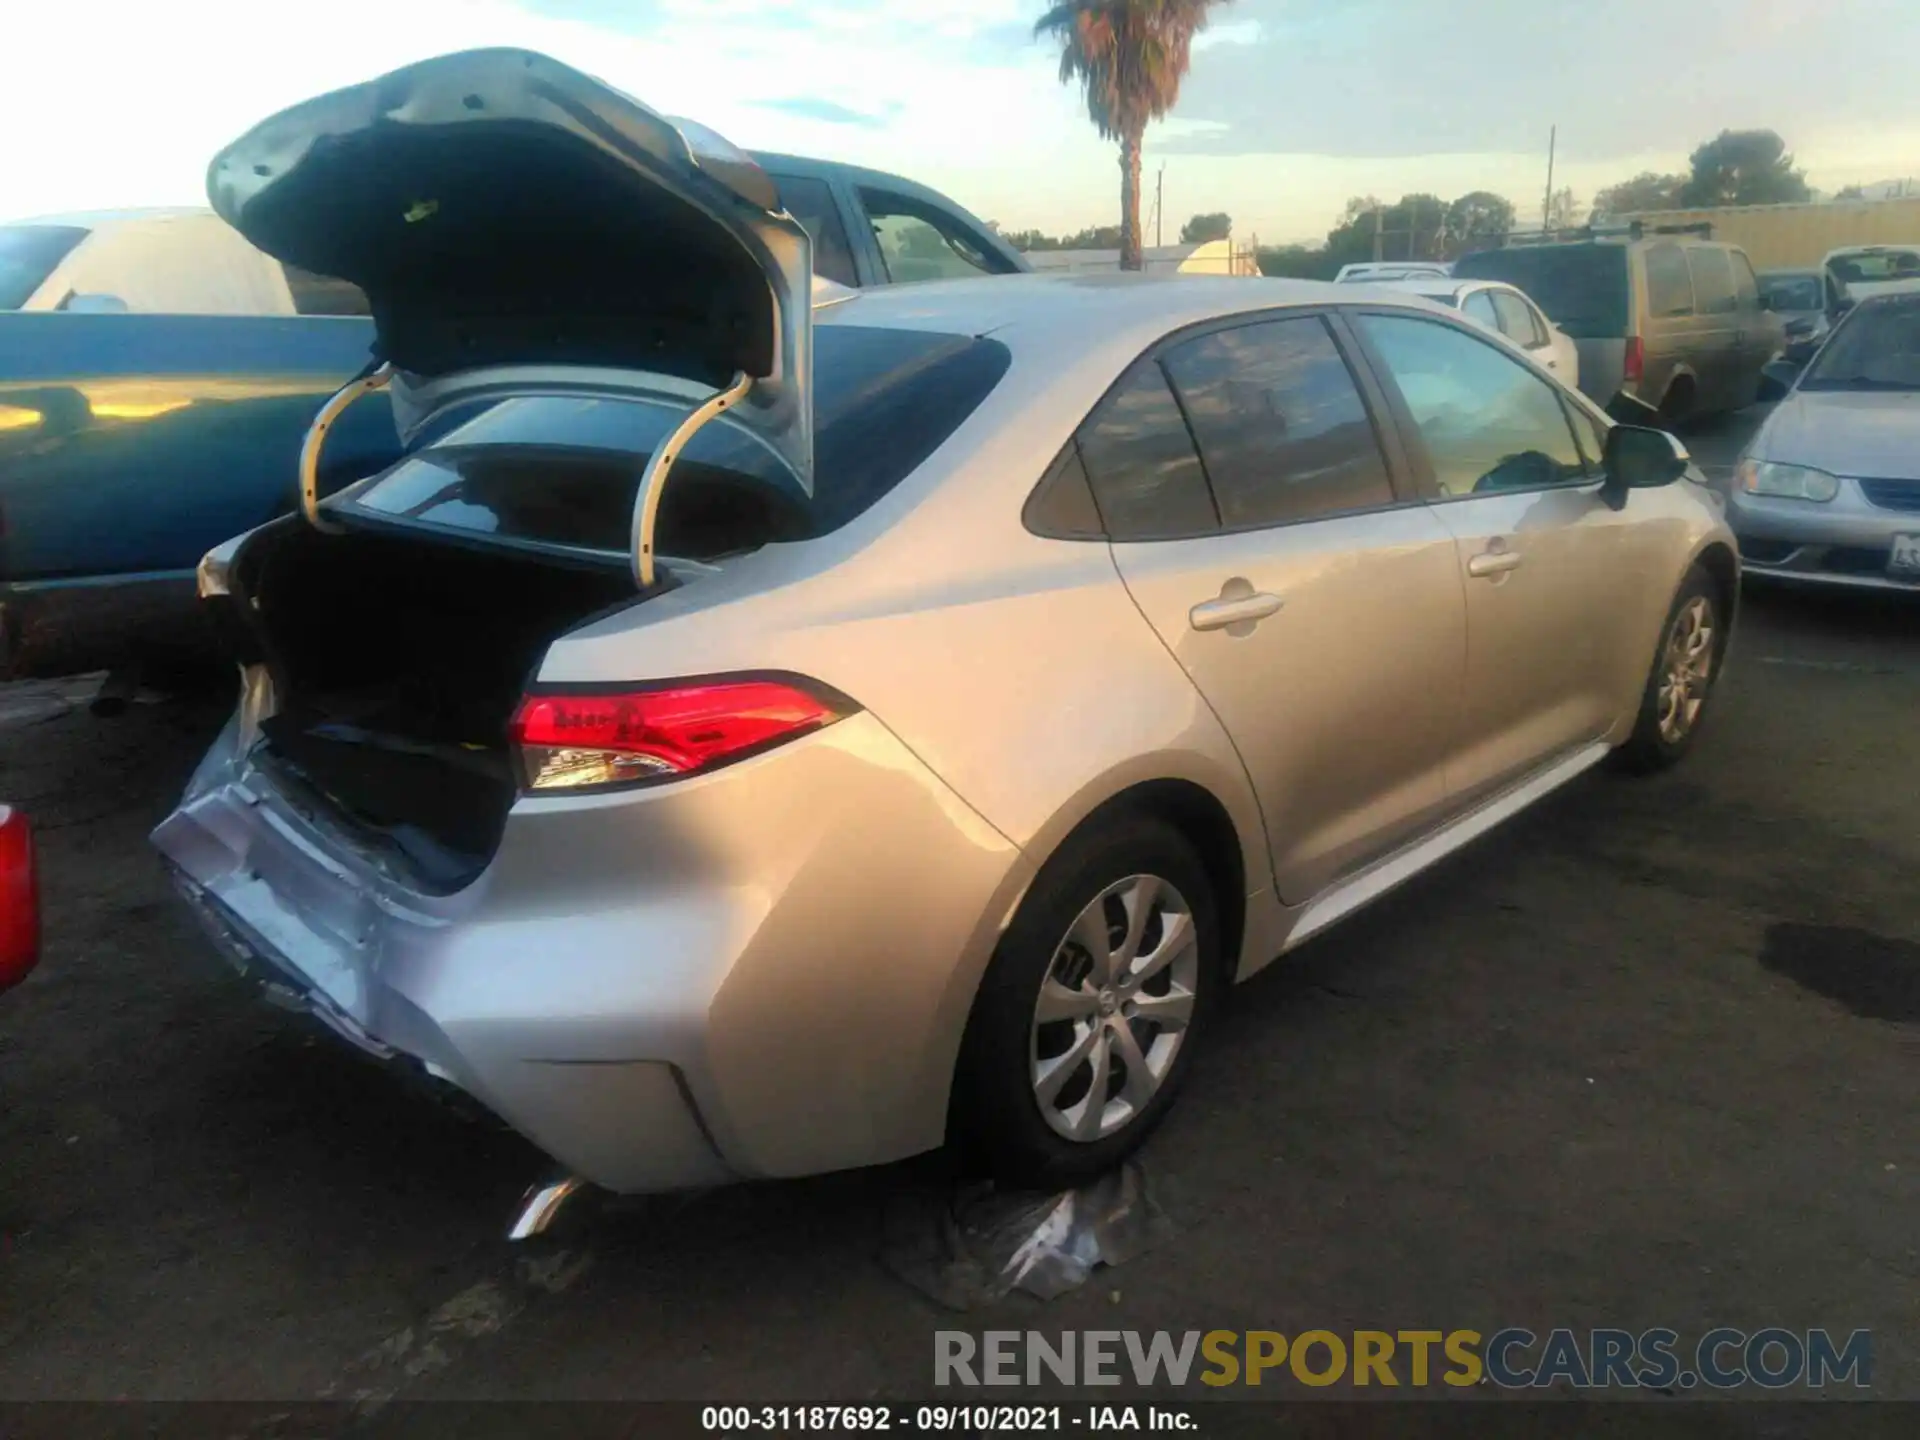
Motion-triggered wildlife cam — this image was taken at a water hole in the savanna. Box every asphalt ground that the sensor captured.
[2,404,1915,1419]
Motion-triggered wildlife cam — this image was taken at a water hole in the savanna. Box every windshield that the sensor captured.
[1800,298,1920,390]
[0,224,88,309]
[339,325,1013,555]
[1827,250,1920,284]
[1451,244,1628,338]
[1760,275,1822,312]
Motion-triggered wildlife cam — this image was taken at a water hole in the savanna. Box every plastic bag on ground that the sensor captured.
[881,1160,1173,1310]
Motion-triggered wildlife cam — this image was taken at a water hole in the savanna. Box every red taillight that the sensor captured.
[1624,335,1645,385]
[509,677,855,792]
[0,806,39,993]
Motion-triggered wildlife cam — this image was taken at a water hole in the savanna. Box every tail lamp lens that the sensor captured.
[0,805,39,993]
[509,679,853,792]
[1624,335,1645,384]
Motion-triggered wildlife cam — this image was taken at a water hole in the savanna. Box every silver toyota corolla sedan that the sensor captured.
[1730,292,1920,591]
[155,50,1740,1211]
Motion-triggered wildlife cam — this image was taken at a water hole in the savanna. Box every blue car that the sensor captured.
[0,165,1024,683]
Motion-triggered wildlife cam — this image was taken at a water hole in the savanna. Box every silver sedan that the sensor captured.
[1730,293,1920,591]
[155,49,1740,1216]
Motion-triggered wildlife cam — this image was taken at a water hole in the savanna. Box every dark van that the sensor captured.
[1455,233,1783,422]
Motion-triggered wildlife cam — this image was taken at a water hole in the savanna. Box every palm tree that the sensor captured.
[1035,0,1228,271]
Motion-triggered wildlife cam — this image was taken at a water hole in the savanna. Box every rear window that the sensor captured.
[1760,274,1822,311]
[282,263,371,317]
[337,325,1012,556]
[0,224,88,309]
[1828,250,1920,284]
[1450,244,1628,339]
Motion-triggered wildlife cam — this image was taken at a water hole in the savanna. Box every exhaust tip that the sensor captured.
[508,1175,586,1241]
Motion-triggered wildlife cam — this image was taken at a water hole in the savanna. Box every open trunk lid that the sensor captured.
[207,46,815,492]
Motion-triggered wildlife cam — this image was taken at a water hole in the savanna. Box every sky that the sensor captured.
[5,0,1919,245]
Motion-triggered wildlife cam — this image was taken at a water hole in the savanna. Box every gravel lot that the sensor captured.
[3,407,1916,1412]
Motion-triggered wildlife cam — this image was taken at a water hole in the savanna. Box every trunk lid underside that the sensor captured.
[208,45,815,487]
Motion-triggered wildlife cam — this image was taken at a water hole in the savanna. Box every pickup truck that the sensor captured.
[0,160,1024,684]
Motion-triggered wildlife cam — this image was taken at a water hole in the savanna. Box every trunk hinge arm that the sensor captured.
[298,362,394,534]
[630,371,753,590]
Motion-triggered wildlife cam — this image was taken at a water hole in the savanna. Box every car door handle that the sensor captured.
[1467,548,1524,578]
[1189,591,1285,631]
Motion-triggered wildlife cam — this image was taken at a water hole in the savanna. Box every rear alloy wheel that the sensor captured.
[1029,873,1201,1143]
[1617,565,1724,772]
[954,816,1219,1188]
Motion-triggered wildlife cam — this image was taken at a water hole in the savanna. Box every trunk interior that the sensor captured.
[230,520,642,890]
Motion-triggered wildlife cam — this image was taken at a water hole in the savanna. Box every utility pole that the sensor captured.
[1542,124,1557,233]
[1154,164,1164,249]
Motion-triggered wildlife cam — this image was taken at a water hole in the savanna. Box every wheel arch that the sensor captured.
[1049,777,1251,988]
[1691,538,1739,634]
[1658,367,1699,418]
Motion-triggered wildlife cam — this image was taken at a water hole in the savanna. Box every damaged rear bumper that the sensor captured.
[153,710,1032,1196]
[155,769,735,1195]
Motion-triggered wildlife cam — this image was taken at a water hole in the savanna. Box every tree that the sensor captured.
[1593,172,1688,217]
[1179,211,1232,244]
[1322,192,1450,266]
[1256,243,1338,281]
[1445,191,1515,252]
[1545,187,1584,230]
[1036,0,1229,271]
[1678,130,1810,207]
[1834,184,1866,201]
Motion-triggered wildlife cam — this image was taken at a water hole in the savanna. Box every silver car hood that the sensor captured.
[207,47,815,493]
[1757,389,1920,478]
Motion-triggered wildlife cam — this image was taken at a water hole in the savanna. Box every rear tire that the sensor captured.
[1658,377,1697,427]
[1615,565,1725,773]
[952,814,1220,1190]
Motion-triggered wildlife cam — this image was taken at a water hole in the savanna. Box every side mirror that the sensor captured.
[1601,424,1690,509]
[1756,293,1773,311]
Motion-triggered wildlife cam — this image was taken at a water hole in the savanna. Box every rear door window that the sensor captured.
[1462,290,1500,329]
[1160,315,1396,528]
[1645,245,1695,317]
[769,174,859,288]
[1075,361,1219,539]
[0,224,89,309]
[1450,244,1629,339]
[860,189,1013,284]
[1686,248,1737,315]
[1491,290,1546,347]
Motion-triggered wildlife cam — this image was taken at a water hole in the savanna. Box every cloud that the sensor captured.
[7,0,1918,254]
[1162,0,1911,163]
[1192,18,1263,51]
[751,97,889,128]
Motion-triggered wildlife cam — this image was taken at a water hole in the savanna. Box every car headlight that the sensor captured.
[1735,459,1840,502]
